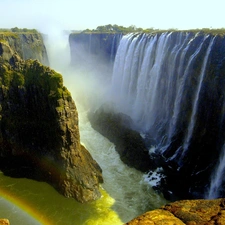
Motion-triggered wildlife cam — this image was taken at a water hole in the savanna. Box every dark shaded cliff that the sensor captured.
[69,33,121,68]
[0,40,103,203]
[0,31,49,65]
[69,31,225,202]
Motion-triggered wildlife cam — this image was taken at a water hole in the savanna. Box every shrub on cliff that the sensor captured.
[0,57,103,203]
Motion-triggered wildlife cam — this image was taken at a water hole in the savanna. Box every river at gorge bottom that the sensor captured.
[0,99,167,225]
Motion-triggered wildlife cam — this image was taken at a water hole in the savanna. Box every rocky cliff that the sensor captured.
[0,40,103,203]
[0,31,49,65]
[71,31,225,201]
[88,105,152,172]
[125,198,225,224]
[69,32,121,68]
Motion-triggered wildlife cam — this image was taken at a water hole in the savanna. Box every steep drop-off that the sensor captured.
[69,32,121,68]
[0,40,103,203]
[0,31,49,65]
[69,31,225,201]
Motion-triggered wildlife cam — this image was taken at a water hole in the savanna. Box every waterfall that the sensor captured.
[111,32,217,153]
[110,31,225,198]
[110,33,122,63]
[179,36,215,162]
[207,144,225,199]
[0,30,168,225]
[43,31,168,224]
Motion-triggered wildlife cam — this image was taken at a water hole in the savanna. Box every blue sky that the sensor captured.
[1,0,225,32]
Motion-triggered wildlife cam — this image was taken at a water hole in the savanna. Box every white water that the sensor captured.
[207,145,225,199]
[0,30,168,225]
[74,100,167,222]
[166,33,203,147]
[111,33,217,159]
[180,36,215,160]
[44,31,168,222]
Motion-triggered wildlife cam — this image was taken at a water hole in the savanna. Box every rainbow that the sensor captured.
[0,183,53,225]
[0,176,123,225]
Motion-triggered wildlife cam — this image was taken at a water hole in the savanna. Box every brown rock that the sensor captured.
[0,219,10,225]
[162,198,225,224]
[125,209,185,225]
[0,56,103,203]
[125,198,225,225]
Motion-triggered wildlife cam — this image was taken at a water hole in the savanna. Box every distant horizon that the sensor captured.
[1,25,225,32]
[1,0,225,34]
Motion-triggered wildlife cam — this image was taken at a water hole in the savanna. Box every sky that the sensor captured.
[1,0,225,32]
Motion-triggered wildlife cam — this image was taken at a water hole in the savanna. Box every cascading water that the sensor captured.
[207,144,225,199]
[111,32,214,137]
[179,36,215,162]
[44,31,168,223]
[2,29,225,224]
[110,31,225,199]
[0,31,168,225]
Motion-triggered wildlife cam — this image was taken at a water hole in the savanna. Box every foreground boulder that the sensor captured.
[125,198,225,224]
[0,219,9,225]
[0,42,103,203]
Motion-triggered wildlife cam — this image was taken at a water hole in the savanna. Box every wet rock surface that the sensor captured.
[88,105,152,172]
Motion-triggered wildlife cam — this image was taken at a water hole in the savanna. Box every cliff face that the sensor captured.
[0,41,103,203]
[69,33,121,68]
[0,32,49,65]
[70,31,225,201]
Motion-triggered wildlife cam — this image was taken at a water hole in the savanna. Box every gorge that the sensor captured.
[0,30,167,224]
[69,30,225,201]
[1,28,225,225]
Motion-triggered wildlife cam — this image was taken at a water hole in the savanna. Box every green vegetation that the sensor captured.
[11,27,38,33]
[0,27,38,39]
[0,27,38,35]
[24,60,71,100]
[0,32,19,38]
[82,24,145,34]
[79,24,225,36]
[0,64,24,86]
[0,60,71,100]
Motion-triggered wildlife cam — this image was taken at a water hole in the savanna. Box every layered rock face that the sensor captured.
[126,198,225,224]
[0,31,49,65]
[0,39,103,203]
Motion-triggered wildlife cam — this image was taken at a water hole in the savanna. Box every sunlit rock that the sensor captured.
[0,36,103,203]
[125,198,225,224]
[0,219,10,225]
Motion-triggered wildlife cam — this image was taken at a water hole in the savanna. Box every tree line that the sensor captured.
[11,27,38,33]
[0,27,38,33]
[80,24,225,35]
[81,24,156,33]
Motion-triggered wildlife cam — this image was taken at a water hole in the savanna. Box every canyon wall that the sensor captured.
[69,31,225,201]
[0,32,103,203]
[0,32,49,65]
[69,32,121,69]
